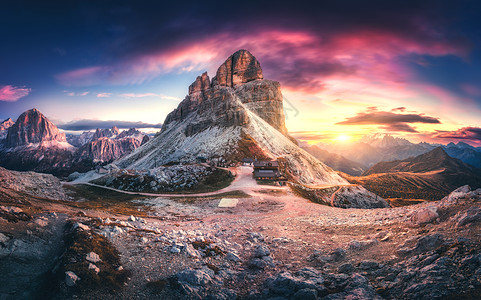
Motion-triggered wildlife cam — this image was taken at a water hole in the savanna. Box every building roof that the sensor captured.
[254,169,281,178]
[253,160,279,168]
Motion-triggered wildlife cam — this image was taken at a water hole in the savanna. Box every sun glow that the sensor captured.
[336,134,351,142]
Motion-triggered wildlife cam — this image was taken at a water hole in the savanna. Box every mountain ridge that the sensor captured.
[345,147,481,200]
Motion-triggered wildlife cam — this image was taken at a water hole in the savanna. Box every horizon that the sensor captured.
[1,1,481,146]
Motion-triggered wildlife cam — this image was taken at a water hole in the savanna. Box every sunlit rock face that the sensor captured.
[212,49,264,87]
[163,49,287,136]
[92,126,120,140]
[0,118,14,131]
[5,108,67,148]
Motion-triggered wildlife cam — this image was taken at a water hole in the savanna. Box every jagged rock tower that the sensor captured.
[117,50,347,185]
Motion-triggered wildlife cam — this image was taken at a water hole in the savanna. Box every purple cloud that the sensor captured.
[0,85,31,101]
[433,127,481,141]
[336,108,441,132]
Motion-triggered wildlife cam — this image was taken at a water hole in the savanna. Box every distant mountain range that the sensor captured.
[318,133,481,169]
[0,109,149,176]
[302,144,367,175]
[344,147,481,201]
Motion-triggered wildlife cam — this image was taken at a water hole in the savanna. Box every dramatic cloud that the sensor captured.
[433,127,481,141]
[0,85,31,101]
[54,1,470,94]
[59,119,162,131]
[337,108,441,132]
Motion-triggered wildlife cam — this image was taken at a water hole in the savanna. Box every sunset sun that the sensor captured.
[336,134,351,142]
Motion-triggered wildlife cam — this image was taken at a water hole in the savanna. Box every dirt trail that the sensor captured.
[65,166,287,198]
[330,186,343,207]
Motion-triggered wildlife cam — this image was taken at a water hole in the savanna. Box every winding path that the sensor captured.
[64,166,287,198]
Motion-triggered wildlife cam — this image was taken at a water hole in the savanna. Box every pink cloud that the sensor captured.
[0,85,31,101]
[96,93,111,98]
[65,91,89,96]
[54,28,469,99]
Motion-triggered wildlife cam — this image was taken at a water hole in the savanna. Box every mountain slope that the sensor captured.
[0,109,75,175]
[0,109,149,175]
[0,118,14,140]
[302,145,367,175]
[345,147,481,200]
[0,118,14,131]
[363,147,478,175]
[444,142,481,168]
[117,50,349,186]
[4,108,71,149]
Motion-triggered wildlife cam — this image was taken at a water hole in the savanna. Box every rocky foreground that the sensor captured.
[1,166,481,299]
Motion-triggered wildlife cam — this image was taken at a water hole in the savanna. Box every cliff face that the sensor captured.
[92,126,120,140]
[5,108,67,148]
[74,137,142,163]
[0,118,14,131]
[212,49,264,87]
[163,49,287,136]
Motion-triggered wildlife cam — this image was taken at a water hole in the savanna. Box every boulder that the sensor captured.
[456,207,481,227]
[65,271,80,287]
[253,245,270,258]
[410,206,439,225]
[176,268,214,287]
[441,185,471,205]
[86,251,101,263]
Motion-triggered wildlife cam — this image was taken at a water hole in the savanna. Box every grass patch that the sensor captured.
[0,207,31,223]
[57,221,130,295]
[62,184,151,216]
[387,198,426,207]
[181,168,234,193]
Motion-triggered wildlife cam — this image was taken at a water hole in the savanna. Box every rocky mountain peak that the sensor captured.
[0,118,14,131]
[92,126,120,140]
[5,108,66,148]
[188,72,211,95]
[163,49,286,136]
[212,49,263,87]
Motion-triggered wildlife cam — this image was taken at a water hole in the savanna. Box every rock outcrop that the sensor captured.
[213,49,264,87]
[163,49,287,136]
[4,108,67,148]
[0,118,14,140]
[92,126,120,140]
[74,137,142,163]
[0,118,14,131]
[73,127,147,164]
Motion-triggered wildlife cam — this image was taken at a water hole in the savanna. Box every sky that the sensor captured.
[1,0,481,146]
